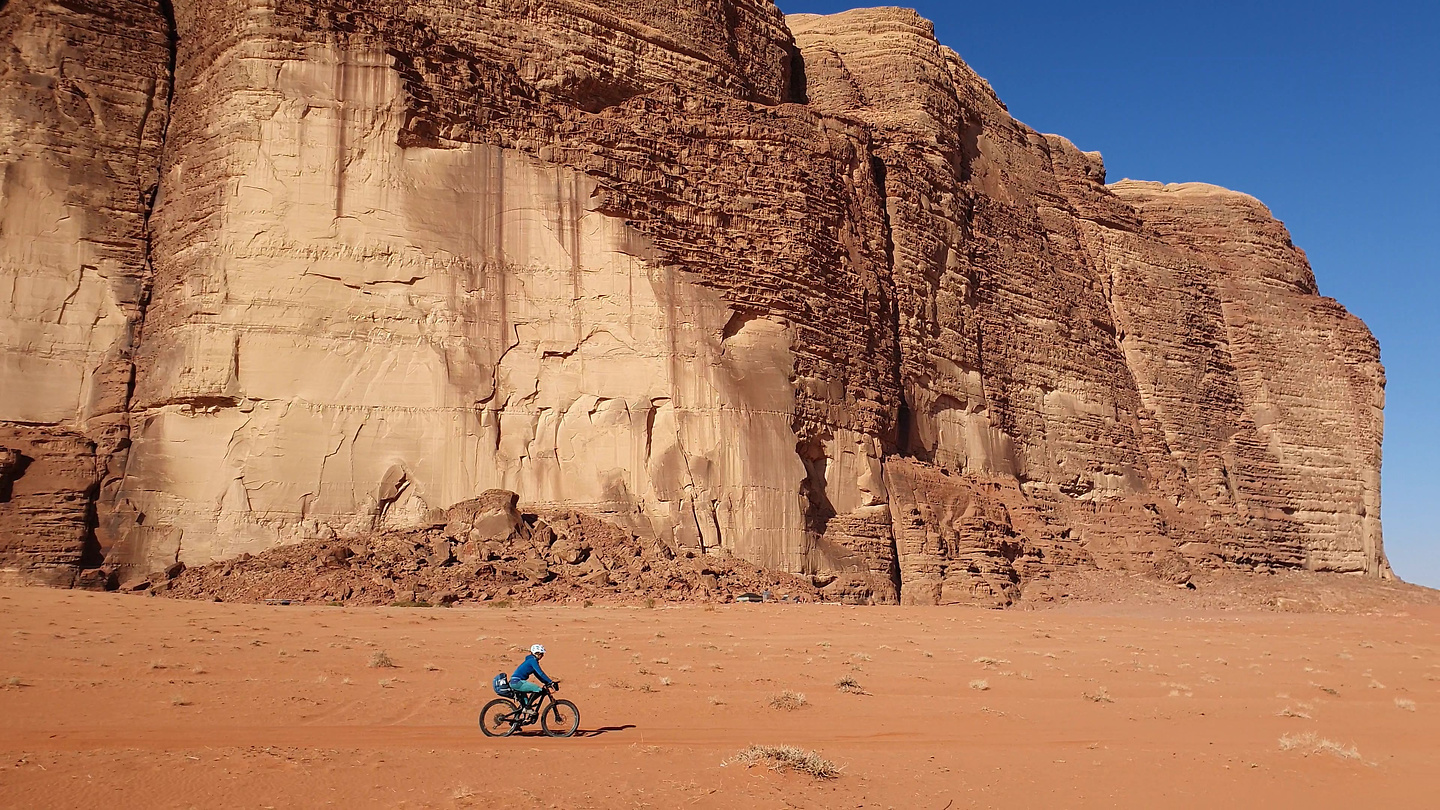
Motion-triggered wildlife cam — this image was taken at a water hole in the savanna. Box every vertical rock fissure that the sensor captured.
[129,0,178,404]
[784,43,808,104]
[93,0,179,576]
[869,153,904,453]
[867,148,905,599]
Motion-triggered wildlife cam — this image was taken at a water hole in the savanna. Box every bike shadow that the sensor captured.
[570,725,636,738]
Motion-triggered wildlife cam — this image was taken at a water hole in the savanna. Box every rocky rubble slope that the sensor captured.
[158,490,823,605]
[0,1,1390,603]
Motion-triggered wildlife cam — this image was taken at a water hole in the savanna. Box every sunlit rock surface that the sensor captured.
[0,1,1389,597]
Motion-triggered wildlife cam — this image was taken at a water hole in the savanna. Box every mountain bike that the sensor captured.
[479,681,579,737]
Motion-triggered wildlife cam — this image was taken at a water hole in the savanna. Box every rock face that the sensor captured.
[0,0,173,585]
[0,2,1390,598]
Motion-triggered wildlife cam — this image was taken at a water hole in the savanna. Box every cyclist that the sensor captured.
[510,644,558,714]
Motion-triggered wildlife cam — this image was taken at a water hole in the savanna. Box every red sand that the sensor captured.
[3,586,1438,808]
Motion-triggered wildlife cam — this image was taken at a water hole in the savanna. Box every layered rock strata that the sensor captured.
[0,1,1390,599]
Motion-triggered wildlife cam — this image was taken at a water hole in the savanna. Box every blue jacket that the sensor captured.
[511,654,553,687]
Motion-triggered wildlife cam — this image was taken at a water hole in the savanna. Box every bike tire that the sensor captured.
[479,698,520,737]
[541,699,580,737]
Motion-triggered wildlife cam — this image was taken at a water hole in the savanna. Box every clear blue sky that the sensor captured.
[781,1,1440,586]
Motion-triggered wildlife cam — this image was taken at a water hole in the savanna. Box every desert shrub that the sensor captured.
[368,650,396,668]
[731,745,840,779]
[1279,732,1360,760]
[835,676,867,695]
[769,690,808,710]
[969,679,990,691]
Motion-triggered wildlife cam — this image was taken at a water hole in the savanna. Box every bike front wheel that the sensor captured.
[480,698,520,737]
[541,699,580,737]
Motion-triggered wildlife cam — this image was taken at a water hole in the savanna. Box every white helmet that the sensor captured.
[530,644,546,655]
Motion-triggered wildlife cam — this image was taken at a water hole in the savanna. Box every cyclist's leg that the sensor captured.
[511,680,542,709]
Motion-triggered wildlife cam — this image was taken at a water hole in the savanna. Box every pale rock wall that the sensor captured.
[113,11,815,573]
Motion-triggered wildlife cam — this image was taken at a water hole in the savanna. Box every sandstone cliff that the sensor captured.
[0,1,1390,600]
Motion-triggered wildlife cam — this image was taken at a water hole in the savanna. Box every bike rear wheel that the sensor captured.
[480,698,520,737]
[542,699,580,737]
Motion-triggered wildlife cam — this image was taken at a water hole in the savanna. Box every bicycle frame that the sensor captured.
[502,684,556,727]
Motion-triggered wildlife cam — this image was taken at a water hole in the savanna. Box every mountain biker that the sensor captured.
[510,644,558,713]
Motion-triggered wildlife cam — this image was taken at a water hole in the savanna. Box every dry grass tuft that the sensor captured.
[368,650,396,668]
[835,676,868,695]
[1395,698,1417,711]
[969,679,990,691]
[1277,706,1312,719]
[1165,682,1194,698]
[769,690,808,710]
[1278,731,1360,760]
[1083,687,1113,703]
[731,744,841,779]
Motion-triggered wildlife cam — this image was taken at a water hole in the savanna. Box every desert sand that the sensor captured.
[3,585,1438,808]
